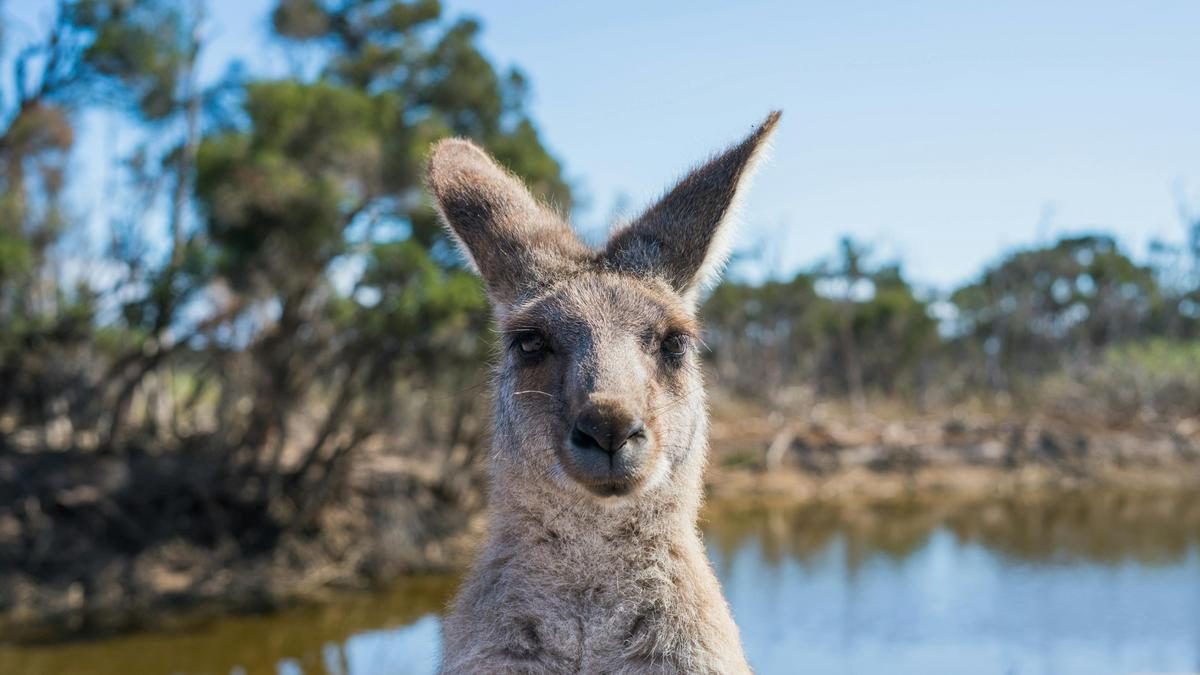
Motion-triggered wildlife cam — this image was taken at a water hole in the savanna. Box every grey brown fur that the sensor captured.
[428,112,780,674]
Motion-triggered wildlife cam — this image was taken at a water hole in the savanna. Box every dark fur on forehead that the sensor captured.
[427,138,591,308]
[501,273,700,339]
[604,111,781,301]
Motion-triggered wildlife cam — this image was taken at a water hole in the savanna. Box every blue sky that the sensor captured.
[8,0,1200,289]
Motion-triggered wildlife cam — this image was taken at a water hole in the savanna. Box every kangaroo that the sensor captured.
[428,111,780,674]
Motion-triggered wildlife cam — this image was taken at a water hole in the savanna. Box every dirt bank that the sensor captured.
[705,397,1200,501]
[0,449,483,642]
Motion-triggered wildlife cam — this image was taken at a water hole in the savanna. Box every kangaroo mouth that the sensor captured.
[556,443,650,498]
[559,459,646,498]
[578,477,637,498]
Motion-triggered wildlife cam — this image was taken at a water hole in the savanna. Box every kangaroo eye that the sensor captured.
[516,333,546,355]
[661,333,689,358]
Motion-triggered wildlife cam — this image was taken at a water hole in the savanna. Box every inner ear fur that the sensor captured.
[427,138,589,309]
[604,111,781,303]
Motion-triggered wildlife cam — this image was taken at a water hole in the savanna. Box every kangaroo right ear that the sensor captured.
[427,139,588,310]
[604,112,780,307]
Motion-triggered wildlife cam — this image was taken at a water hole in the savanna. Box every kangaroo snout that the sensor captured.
[570,404,646,455]
[560,398,652,497]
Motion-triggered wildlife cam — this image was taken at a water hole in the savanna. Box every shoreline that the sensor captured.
[3,470,1198,645]
[706,462,1200,504]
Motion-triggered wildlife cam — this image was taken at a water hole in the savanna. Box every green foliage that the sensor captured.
[701,233,1187,407]
[848,268,937,394]
[269,0,570,209]
[195,80,394,285]
[1108,338,1200,375]
[0,95,74,319]
[0,1,568,513]
[69,0,195,120]
[0,232,33,282]
[950,235,1161,388]
[1039,339,1200,424]
[702,243,937,401]
[353,239,489,367]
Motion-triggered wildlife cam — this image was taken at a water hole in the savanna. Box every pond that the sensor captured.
[4,491,1200,675]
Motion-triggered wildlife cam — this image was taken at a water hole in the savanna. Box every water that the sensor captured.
[4,491,1200,674]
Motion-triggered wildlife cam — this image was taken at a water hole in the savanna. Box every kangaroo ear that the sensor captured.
[604,111,780,305]
[427,139,588,310]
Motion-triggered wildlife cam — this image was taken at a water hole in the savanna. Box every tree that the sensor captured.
[816,238,872,411]
[702,238,935,406]
[1148,199,1200,339]
[0,1,82,321]
[951,235,1160,390]
[155,0,572,520]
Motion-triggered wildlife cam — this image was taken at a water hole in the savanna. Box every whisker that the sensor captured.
[646,384,706,415]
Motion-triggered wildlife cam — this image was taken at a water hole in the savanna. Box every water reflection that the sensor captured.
[0,576,456,675]
[712,492,1200,675]
[3,490,1200,674]
[705,490,1200,568]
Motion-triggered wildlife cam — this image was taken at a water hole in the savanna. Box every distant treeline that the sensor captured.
[705,232,1200,415]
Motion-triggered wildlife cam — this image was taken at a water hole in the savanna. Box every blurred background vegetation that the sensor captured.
[2,0,1200,653]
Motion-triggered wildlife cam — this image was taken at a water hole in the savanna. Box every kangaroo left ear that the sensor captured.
[604,111,781,305]
[427,138,589,312]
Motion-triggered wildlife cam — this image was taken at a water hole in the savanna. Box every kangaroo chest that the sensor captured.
[482,548,686,672]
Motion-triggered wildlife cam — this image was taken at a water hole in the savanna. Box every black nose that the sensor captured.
[570,406,645,455]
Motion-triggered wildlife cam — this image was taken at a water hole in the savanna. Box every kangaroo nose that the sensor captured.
[570,405,645,455]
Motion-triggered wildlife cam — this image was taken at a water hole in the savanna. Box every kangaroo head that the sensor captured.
[428,113,779,501]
